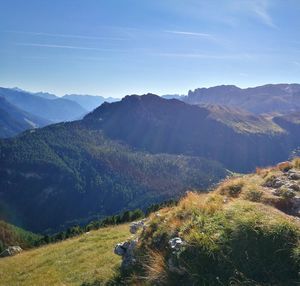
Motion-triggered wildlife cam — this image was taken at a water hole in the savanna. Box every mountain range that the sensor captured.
[0,87,119,138]
[0,107,227,232]
[0,91,299,233]
[183,84,300,114]
[0,97,50,138]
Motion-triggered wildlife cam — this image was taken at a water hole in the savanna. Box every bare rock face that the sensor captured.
[0,246,23,258]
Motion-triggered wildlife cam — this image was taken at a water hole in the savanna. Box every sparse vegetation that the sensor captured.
[2,159,300,285]
[116,160,300,285]
[243,188,263,202]
[124,194,300,285]
[217,177,244,197]
[0,224,130,286]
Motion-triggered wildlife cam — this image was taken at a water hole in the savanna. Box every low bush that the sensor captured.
[218,178,244,197]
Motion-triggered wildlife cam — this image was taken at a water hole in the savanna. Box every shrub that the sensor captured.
[244,189,263,202]
[218,178,244,197]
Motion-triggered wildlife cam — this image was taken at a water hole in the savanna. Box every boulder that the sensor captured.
[114,242,129,256]
[0,246,23,258]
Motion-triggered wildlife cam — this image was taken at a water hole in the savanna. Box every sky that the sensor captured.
[1,0,300,98]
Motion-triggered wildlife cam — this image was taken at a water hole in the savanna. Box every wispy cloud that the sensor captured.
[6,30,126,41]
[16,43,121,52]
[165,30,214,38]
[155,52,254,60]
[251,1,276,28]
[234,0,276,28]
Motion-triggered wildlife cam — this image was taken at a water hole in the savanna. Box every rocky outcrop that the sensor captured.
[114,239,138,269]
[0,246,23,258]
[263,168,300,215]
[114,220,149,270]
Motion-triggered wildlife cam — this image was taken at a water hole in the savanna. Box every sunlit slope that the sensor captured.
[0,224,129,286]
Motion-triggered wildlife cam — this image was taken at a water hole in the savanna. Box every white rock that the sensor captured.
[169,237,185,251]
[0,246,23,258]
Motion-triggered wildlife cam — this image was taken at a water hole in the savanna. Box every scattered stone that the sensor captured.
[0,246,23,258]
[169,237,185,252]
[130,219,146,234]
[265,178,284,188]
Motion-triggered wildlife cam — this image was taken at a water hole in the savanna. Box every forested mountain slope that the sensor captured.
[85,94,299,172]
[0,121,227,232]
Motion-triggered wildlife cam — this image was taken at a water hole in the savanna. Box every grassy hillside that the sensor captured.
[0,221,42,253]
[0,224,130,286]
[119,158,300,285]
[1,160,300,285]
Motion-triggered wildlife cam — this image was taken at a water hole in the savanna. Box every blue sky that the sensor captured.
[1,0,300,97]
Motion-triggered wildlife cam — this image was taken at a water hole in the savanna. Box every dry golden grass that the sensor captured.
[292,157,300,169]
[0,224,130,286]
[144,250,167,284]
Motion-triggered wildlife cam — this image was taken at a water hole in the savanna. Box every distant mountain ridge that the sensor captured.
[63,94,118,111]
[184,83,300,114]
[0,87,120,137]
[0,97,50,138]
[0,87,87,122]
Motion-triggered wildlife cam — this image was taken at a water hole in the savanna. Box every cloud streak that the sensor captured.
[165,30,214,38]
[233,0,276,28]
[155,52,254,60]
[16,43,122,52]
[6,30,126,41]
